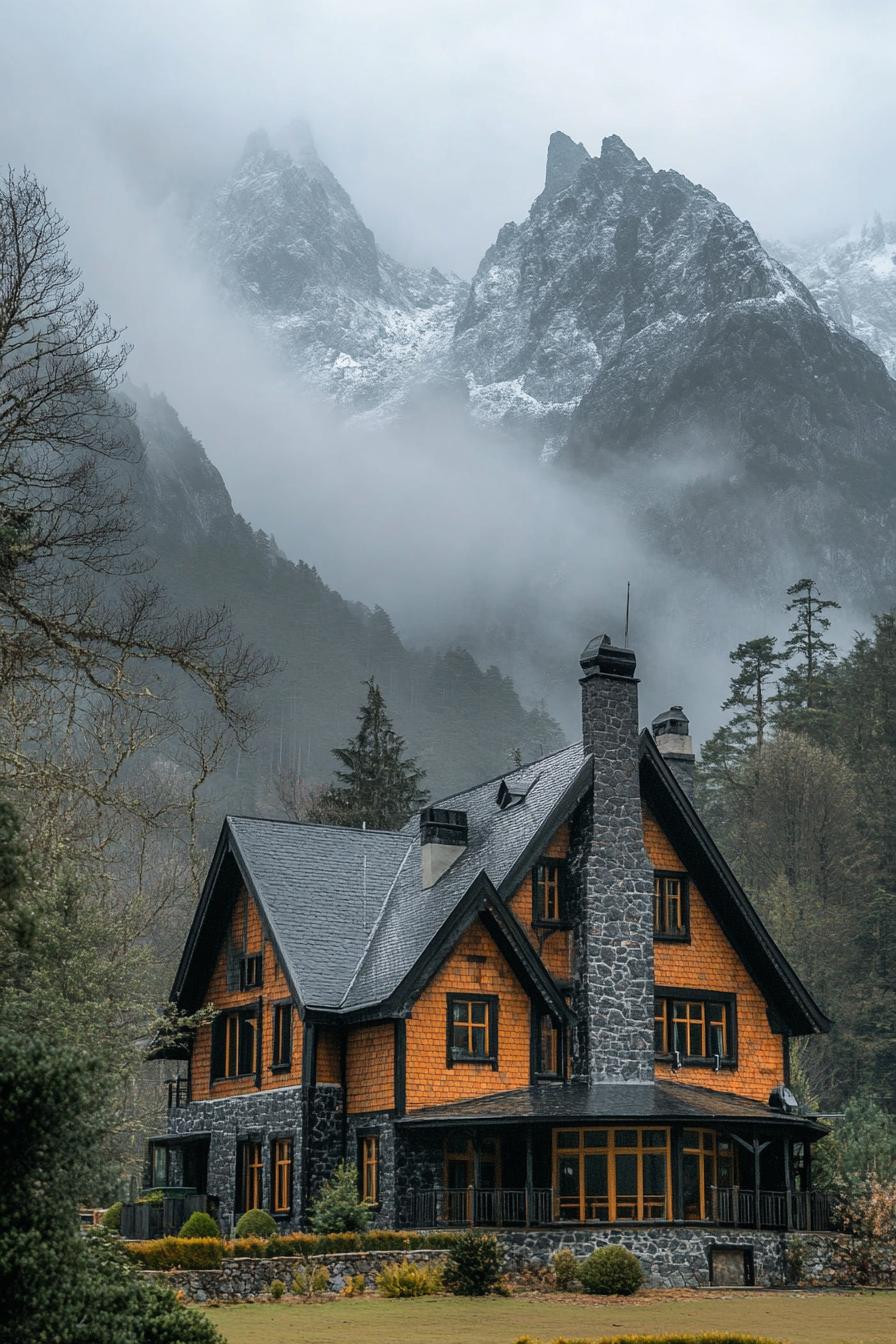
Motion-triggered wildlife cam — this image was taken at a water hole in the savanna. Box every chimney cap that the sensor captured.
[580,633,636,679]
[652,705,690,738]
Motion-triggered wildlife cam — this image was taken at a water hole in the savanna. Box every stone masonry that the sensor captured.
[345,1111,398,1227]
[576,636,655,1082]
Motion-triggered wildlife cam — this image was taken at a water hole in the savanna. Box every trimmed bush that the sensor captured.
[229,1237,269,1259]
[375,1259,443,1297]
[101,1201,123,1233]
[233,1208,277,1239]
[178,1211,220,1239]
[269,1278,285,1299]
[443,1231,504,1296]
[577,1246,644,1296]
[551,1247,579,1290]
[124,1237,224,1270]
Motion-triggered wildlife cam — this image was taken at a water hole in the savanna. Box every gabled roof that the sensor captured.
[638,731,831,1037]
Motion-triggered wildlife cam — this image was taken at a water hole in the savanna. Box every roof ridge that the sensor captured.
[226,813,406,839]
[339,841,416,1007]
[427,739,582,807]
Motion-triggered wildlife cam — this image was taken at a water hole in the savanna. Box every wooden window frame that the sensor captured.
[239,952,263,991]
[654,987,737,1068]
[271,1000,293,1073]
[653,871,690,941]
[271,1136,293,1217]
[211,1006,260,1083]
[681,1127,735,1221]
[535,1012,562,1079]
[552,1126,672,1223]
[446,993,499,1069]
[359,1133,380,1207]
[532,858,570,928]
[236,1138,263,1216]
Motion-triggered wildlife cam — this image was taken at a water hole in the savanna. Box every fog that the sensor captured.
[0,1,875,742]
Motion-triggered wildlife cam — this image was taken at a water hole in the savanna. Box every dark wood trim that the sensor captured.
[445,992,499,1068]
[652,869,691,942]
[339,1030,348,1161]
[300,1019,314,1221]
[393,1018,407,1116]
[654,986,738,1068]
[672,1124,685,1221]
[270,999,294,1072]
[255,996,263,1089]
[531,856,570,928]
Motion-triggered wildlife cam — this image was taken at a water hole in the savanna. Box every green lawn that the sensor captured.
[207,1290,896,1344]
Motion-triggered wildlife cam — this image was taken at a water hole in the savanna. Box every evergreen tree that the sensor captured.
[722,636,785,753]
[777,578,840,733]
[309,679,427,829]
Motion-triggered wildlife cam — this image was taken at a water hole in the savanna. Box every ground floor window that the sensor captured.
[237,1139,263,1215]
[272,1138,293,1215]
[360,1135,379,1205]
[553,1127,672,1222]
[682,1128,734,1220]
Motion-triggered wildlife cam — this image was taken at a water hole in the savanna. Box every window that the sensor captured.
[537,1014,561,1077]
[360,1135,379,1205]
[240,953,263,990]
[533,858,567,925]
[447,994,498,1066]
[271,1003,292,1071]
[654,992,735,1065]
[211,1008,258,1080]
[653,872,689,939]
[271,1138,293,1215]
[554,1127,671,1223]
[682,1128,735,1220]
[237,1139,263,1214]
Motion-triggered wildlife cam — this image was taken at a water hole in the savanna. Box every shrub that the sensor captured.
[138,1189,166,1204]
[229,1237,269,1258]
[124,1237,224,1270]
[577,1245,644,1296]
[179,1211,220,1239]
[101,1201,123,1233]
[551,1247,579,1290]
[308,1161,372,1233]
[291,1264,331,1297]
[233,1208,277,1239]
[269,1278,285,1299]
[342,1272,366,1296]
[375,1259,443,1297]
[443,1231,504,1296]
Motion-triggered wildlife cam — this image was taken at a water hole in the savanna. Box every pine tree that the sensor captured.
[309,679,427,829]
[722,636,785,754]
[777,578,840,733]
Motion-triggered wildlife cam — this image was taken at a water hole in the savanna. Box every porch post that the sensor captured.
[752,1133,761,1231]
[783,1136,794,1231]
[804,1141,814,1230]
[672,1125,684,1221]
[525,1125,534,1227]
[472,1133,481,1226]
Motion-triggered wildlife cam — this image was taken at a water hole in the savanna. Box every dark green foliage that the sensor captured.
[233,1208,277,1238]
[814,1092,896,1191]
[179,1210,221,1238]
[551,1247,580,1289]
[443,1230,504,1296]
[776,578,840,734]
[577,1244,644,1295]
[269,1278,286,1299]
[124,1237,224,1270]
[308,679,427,829]
[308,1162,373,1233]
[102,1201,123,1232]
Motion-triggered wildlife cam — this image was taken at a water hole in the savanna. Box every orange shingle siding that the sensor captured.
[346,1022,395,1114]
[644,806,784,1101]
[316,1027,342,1084]
[190,885,302,1101]
[404,918,532,1111]
[507,822,572,982]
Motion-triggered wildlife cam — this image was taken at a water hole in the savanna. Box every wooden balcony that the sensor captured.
[710,1185,838,1232]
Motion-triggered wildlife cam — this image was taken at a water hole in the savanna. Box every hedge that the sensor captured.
[125,1229,457,1268]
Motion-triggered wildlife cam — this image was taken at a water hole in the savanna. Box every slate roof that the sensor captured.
[396,1079,827,1132]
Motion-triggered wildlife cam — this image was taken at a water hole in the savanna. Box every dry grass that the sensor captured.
[206,1287,896,1344]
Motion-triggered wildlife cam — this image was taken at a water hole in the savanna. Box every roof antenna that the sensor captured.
[624,581,631,645]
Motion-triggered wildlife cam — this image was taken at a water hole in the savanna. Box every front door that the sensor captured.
[443,1136,501,1223]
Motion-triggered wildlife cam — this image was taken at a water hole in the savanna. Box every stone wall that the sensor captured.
[168,1087,303,1234]
[345,1111,397,1226]
[145,1249,448,1302]
[306,1084,343,1204]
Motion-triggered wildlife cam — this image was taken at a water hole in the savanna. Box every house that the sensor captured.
[150,636,832,1278]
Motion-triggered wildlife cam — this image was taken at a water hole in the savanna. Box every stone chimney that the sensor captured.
[651,705,695,802]
[575,635,655,1083]
[419,807,468,889]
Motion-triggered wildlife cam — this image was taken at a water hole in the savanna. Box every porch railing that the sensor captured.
[711,1186,839,1232]
[120,1192,209,1240]
[403,1186,553,1228]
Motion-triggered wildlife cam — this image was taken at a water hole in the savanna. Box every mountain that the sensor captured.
[128,385,563,809]
[772,218,896,378]
[194,123,465,415]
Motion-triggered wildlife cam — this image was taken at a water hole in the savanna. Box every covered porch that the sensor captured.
[396,1080,835,1233]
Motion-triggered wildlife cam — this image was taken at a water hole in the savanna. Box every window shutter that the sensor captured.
[210,1015,226,1080]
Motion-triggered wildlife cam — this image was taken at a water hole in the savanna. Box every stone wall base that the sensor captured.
[143,1250,448,1302]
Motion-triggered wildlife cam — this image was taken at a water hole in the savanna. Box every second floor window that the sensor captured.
[240,952,263,990]
[654,993,734,1064]
[537,1013,561,1077]
[211,1008,258,1080]
[271,1003,292,1070]
[533,858,567,925]
[654,873,689,939]
[447,994,497,1066]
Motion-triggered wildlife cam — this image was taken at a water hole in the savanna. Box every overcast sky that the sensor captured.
[4,0,895,277]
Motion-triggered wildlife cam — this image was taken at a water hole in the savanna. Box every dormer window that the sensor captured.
[653,872,689,940]
[240,953,263,991]
[533,858,567,926]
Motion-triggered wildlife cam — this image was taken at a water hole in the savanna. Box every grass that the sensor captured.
[207,1289,896,1344]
